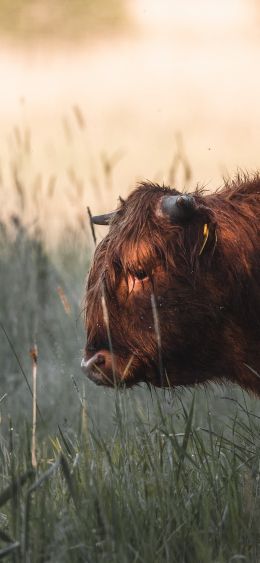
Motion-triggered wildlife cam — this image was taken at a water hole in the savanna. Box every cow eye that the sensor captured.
[134,269,148,281]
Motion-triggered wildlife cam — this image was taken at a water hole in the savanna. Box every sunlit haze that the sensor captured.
[1,0,259,241]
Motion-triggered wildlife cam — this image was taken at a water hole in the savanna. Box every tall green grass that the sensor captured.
[1,389,260,561]
[0,220,259,561]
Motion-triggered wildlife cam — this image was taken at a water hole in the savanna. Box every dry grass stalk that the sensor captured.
[72,104,86,130]
[57,286,71,315]
[101,291,116,383]
[100,149,124,192]
[168,132,192,186]
[81,384,88,437]
[87,206,97,246]
[30,344,38,470]
[62,115,73,143]
[70,377,88,436]
[151,294,164,384]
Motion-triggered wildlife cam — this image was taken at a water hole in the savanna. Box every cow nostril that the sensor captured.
[81,353,105,373]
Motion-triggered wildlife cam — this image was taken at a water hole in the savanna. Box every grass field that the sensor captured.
[1,2,260,555]
[0,185,260,562]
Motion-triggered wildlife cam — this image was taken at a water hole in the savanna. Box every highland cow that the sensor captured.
[82,174,260,395]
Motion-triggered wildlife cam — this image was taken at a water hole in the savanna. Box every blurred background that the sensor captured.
[1,0,260,430]
[1,0,260,241]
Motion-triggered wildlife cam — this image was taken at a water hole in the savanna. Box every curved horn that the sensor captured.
[161,194,196,222]
[91,211,116,225]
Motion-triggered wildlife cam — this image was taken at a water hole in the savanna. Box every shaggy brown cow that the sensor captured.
[82,174,260,395]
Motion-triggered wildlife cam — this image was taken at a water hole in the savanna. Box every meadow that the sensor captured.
[1,2,260,560]
[0,131,260,562]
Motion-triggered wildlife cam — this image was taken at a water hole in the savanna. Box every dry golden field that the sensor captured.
[1,0,260,244]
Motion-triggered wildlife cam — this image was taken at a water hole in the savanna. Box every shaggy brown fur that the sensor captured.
[83,173,260,394]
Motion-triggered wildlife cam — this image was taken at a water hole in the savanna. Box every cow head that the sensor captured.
[82,182,222,388]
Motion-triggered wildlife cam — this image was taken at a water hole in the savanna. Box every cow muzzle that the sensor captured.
[81,350,117,386]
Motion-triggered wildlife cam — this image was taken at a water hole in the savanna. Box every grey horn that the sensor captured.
[161,194,196,222]
[91,211,117,225]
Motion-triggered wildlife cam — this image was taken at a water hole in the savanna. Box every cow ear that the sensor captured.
[161,192,215,263]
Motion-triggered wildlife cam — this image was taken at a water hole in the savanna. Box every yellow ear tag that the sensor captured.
[199,223,209,256]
